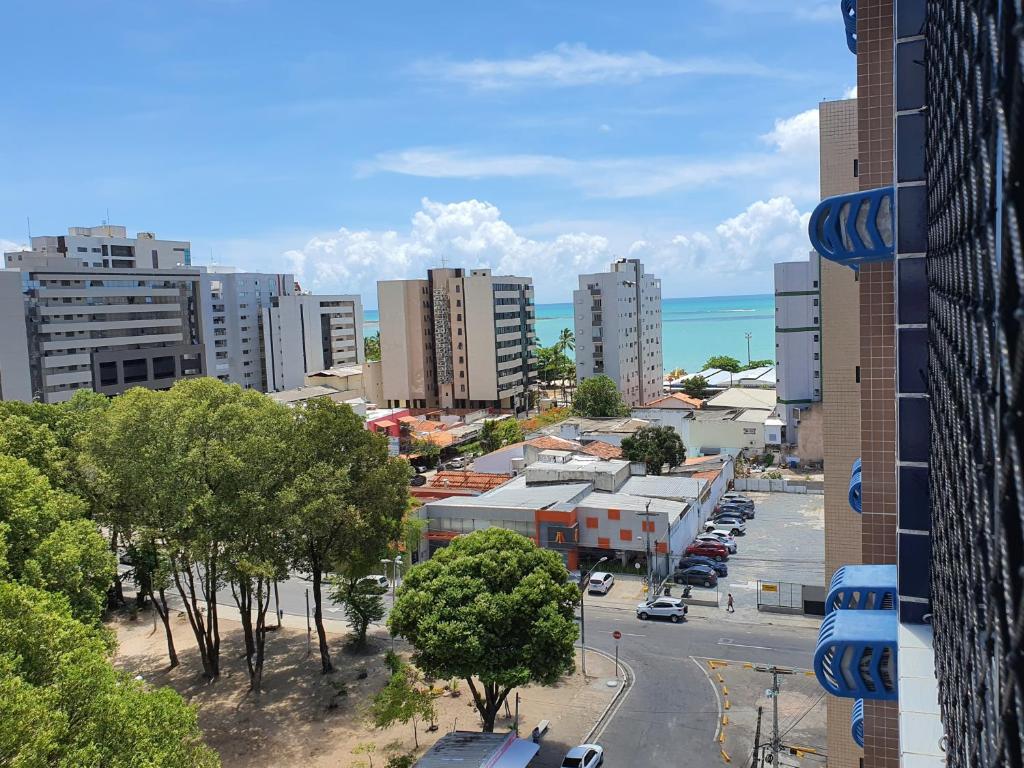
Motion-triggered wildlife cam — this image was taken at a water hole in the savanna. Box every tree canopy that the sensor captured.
[703,355,743,373]
[479,419,525,453]
[388,528,578,731]
[681,375,710,400]
[571,375,630,418]
[365,331,381,362]
[621,425,686,476]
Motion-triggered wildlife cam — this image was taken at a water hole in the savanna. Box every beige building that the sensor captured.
[377,268,536,413]
[819,95,865,768]
[303,361,384,405]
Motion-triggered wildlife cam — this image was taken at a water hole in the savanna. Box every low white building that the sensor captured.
[682,408,771,457]
[631,391,703,436]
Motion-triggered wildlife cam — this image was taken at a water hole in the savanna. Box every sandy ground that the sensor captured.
[111,608,617,768]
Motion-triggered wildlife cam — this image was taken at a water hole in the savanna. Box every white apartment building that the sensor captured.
[261,294,365,392]
[377,268,536,413]
[199,269,293,390]
[5,224,191,271]
[773,252,823,443]
[573,258,662,407]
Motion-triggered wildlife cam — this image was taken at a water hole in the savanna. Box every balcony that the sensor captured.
[814,610,898,700]
[851,699,864,747]
[826,565,897,612]
[849,458,862,513]
[842,0,857,53]
[809,187,894,268]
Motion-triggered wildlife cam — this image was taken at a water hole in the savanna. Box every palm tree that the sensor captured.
[554,328,576,406]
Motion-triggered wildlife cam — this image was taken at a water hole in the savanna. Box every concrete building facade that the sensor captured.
[1,253,205,403]
[818,95,866,768]
[377,268,536,413]
[261,294,364,392]
[199,268,294,390]
[573,258,662,406]
[773,252,822,444]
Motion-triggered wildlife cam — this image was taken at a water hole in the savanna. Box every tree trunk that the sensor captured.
[252,577,271,693]
[310,556,333,673]
[466,679,513,732]
[206,552,221,677]
[171,556,215,679]
[232,577,256,679]
[150,586,178,669]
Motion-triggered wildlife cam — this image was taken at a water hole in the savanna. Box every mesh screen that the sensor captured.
[927,1,1024,766]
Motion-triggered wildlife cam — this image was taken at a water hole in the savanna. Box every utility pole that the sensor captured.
[745,332,753,365]
[771,669,780,767]
[752,705,763,768]
[637,501,658,589]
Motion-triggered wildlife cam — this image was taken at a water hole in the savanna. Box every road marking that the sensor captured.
[620,632,646,637]
[717,639,773,651]
[691,656,723,743]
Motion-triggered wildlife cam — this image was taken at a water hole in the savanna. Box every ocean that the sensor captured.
[364,293,775,375]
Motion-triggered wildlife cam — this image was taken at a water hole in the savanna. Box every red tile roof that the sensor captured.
[525,435,581,451]
[429,471,514,491]
[579,441,624,459]
[645,392,703,409]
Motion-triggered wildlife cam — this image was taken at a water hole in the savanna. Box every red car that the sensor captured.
[685,541,729,562]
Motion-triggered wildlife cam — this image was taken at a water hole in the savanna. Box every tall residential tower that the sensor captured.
[573,258,662,406]
[377,267,536,413]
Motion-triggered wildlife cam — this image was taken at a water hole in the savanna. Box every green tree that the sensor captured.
[410,438,441,467]
[479,420,501,453]
[389,528,578,731]
[745,358,774,370]
[0,583,218,768]
[554,327,575,355]
[365,331,381,362]
[571,375,630,418]
[497,419,524,446]
[332,575,386,650]
[479,419,524,453]
[621,426,686,476]
[369,659,436,748]
[280,397,410,674]
[23,518,116,625]
[703,355,742,373]
[681,375,710,400]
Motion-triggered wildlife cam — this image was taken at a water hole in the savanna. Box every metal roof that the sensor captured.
[413,731,538,768]
[619,474,706,501]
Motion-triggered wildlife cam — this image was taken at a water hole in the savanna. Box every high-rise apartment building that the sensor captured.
[573,258,662,406]
[0,225,359,402]
[377,267,535,413]
[816,95,865,768]
[773,252,822,444]
[261,294,365,392]
[2,238,205,403]
[199,269,294,390]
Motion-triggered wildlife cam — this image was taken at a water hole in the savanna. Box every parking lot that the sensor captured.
[679,491,824,617]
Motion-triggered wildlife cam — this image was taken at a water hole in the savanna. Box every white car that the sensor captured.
[706,517,747,536]
[359,575,390,591]
[636,597,688,623]
[587,571,615,595]
[561,744,604,768]
[697,532,738,553]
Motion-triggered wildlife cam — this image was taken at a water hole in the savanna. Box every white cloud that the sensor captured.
[236,196,811,305]
[413,43,780,89]
[1,239,28,253]
[364,147,782,199]
[760,108,819,154]
[844,85,858,98]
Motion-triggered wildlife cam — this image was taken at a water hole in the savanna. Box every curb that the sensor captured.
[582,645,634,744]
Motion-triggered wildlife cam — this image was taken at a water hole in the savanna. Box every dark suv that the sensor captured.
[678,555,728,577]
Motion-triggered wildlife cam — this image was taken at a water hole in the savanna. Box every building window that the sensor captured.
[814,370,820,378]
[855,366,861,383]
[813,298,819,306]
[853,158,859,177]
[813,316,819,324]
[813,352,820,360]
[813,334,819,342]
[812,280,818,288]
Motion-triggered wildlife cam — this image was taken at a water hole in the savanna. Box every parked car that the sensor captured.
[410,474,427,487]
[587,571,615,595]
[719,503,754,520]
[697,532,738,553]
[678,555,728,577]
[561,744,604,768]
[446,457,468,470]
[707,517,746,536]
[636,596,688,622]
[359,575,389,591]
[721,492,754,507]
[672,564,719,588]
[685,541,729,561]
[713,513,747,528]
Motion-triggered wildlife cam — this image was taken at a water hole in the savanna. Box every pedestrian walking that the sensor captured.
[727,593,735,613]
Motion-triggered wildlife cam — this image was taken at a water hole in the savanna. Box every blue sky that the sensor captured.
[2,1,854,306]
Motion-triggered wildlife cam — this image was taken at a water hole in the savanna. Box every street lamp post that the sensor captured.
[381,556,403,651]
[578,556,608,677]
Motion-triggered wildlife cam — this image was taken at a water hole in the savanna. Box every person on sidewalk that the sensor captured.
[726,593,735,613]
